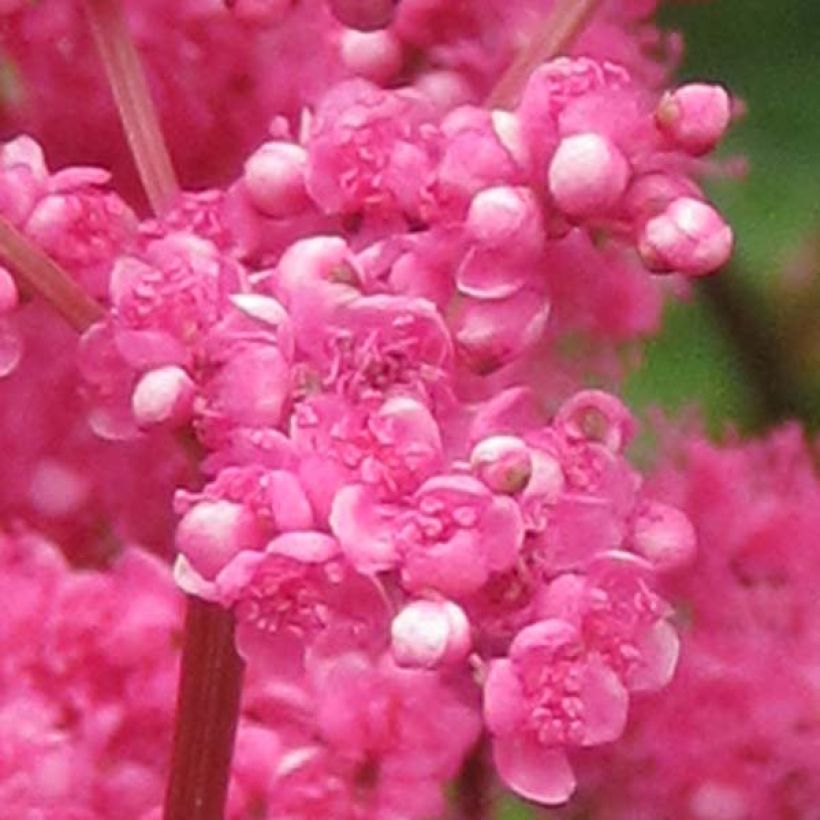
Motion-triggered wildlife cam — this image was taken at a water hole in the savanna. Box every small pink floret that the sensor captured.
[470,435,533,495]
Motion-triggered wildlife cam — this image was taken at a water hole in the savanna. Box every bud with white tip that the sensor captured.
[131,365,196,429]
[548,132,630,218]
[243,142,310,218]
[391,599,471,669]
[639,196,733,277]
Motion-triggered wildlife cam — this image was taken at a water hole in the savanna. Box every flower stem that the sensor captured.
[0,215,104,332]
[486,0,603,109]
[698,269,813,429]
[82,0,179,214]
[456,737,491,820]
[164,597,245,820]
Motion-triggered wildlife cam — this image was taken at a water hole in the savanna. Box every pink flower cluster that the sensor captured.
[0,0,680,194]
[0,528,179,817]
[561,426,820,819]
[0,0,740,815]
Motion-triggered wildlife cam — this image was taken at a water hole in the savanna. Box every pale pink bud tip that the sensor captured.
[548,132,630,218]
[466,186,543,253]
[243,142,310,218]
[471,435,532,494]
[176,500,262,580]
[131,366,196,429]
[0,266,18,315]
[391,600,471,669]
[340,29,403,84]
[633,501,696,571]
[657,83,732,156]
[329,0,398,31]
[639,197,733,276]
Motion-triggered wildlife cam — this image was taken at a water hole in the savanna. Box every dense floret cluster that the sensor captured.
[0,1,766,817]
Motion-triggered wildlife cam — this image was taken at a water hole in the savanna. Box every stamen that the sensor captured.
[0,214,104,332]
[486,0,603,110]
[82,0,179,214]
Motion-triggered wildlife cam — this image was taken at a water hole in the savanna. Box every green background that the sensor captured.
[624,0,820,435]
[504,1,820,816]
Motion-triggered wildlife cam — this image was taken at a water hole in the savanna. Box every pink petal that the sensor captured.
[493,734,576,805]
[483,659,527,735]
[329,484,398,573]
[579,655,629,746]
[628,619,680,692]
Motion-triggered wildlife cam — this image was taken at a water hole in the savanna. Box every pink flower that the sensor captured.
[305,80,439,219]
[484,618,629,804]
[331,473,524,596]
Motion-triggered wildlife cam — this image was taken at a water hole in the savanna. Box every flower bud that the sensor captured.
[340,29,403,84]
[548,132,630,218]
[465,186,543,255]
[243,142,310,218]
[656,83,732,156]
[131,365,196,429]
[176,500,263,580]
[633,501,696,571]
[555,390,635,454]
[391,599,471,669]
[639,196,733,276]
[329,0,398,31]
[471,435,532,494]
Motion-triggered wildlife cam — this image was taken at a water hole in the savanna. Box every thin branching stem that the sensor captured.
[0,215,104,332]
[486,0,603,110]
[82,0,179,214]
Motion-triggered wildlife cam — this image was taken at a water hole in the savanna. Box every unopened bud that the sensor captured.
[341,29,403,83]
[176,500,263,580]
[548,132,630,218]
[657,83,732,156]
[639,196,733,276]
[131,365,196,429]
[243,142,310,218]
[555,390,635,454]
[391,599,471,669]
[466,186,543,255]
[471,435,532,494]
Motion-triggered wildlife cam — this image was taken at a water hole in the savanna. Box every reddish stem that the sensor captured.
[164,598,245,820]
[486,0,603,109]
[82,0,179,214]
[0,215,104,332]
[80,6,244,816]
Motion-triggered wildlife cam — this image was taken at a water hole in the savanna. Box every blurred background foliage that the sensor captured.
[624,0,820,435]
[504,1,820,816]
